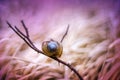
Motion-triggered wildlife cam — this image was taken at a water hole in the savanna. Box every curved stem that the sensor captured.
[52,57,83,80]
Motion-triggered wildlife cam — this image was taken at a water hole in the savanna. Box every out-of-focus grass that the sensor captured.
[0,0,120,80]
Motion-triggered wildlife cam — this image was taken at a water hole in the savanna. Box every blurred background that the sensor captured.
[0,0,120,80]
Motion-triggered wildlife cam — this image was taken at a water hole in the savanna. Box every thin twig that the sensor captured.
[52,57,83,80]
[21,20,29,37]
[60,25,69,43]
[7,21,43,53]
[6,21,83,80]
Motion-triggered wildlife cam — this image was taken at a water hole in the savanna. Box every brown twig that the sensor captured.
[60,25,69,43]
[6,20,83,80]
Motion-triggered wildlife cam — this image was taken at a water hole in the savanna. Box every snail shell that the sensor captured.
[42,39,63,57]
